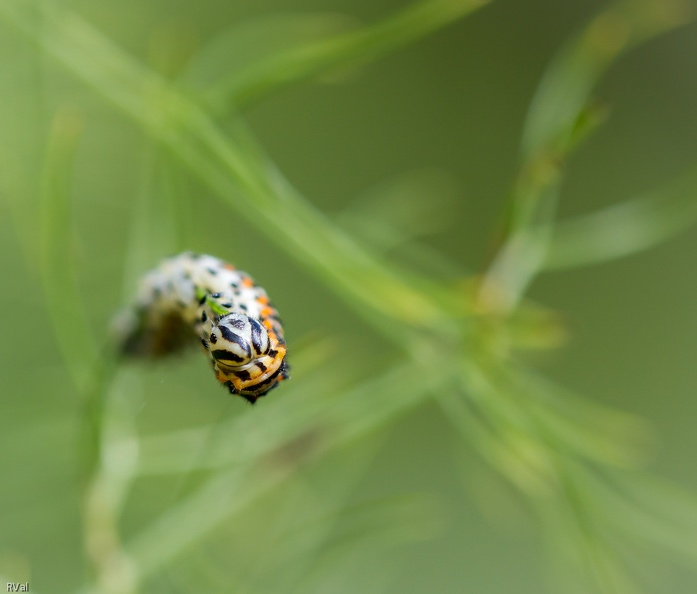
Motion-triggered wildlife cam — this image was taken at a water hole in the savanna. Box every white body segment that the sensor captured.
[121,252,288,402]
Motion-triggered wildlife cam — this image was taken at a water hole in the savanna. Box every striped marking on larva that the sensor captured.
[119,252,289,403]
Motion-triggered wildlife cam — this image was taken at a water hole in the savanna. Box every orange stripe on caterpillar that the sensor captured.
[117,252,289,403]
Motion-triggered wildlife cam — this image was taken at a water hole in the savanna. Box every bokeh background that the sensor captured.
[1,0,697,592]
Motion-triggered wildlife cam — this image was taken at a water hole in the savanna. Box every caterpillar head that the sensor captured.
[208,313,288,403]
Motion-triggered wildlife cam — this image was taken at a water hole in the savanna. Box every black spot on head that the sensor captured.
[207,267,218,275]
[201,311,207,323]
[239,303,248,312]
[209,333,217,344]
[221,303,233,309]
[224,316,246,330]
[198,294,207,305]
[230,281,238,288]
[200,338,209,349]
[211,292,222,299]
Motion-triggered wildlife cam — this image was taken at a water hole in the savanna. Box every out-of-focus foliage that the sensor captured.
[1,0,697,593]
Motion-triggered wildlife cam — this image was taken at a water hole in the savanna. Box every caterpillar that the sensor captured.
[118,252,289,403]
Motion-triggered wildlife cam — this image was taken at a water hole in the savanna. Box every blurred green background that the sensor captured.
[1,0,697,592]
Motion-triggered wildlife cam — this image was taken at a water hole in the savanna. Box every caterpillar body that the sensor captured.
[119,252,289,403]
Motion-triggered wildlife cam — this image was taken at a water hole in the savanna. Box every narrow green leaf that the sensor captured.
[181,12,357,107]
[592,471,697,563]
[541,466,641,594]
[288,494,441,592]
[0,0,455,339]
[39,106,98,390]
[336,169,467,278]
[478,0,693,313]
[193,0,492,111]
[507,365,653,468]
[0,29,48,274]
[545,164,697,269]
[522,0,693,159]
[126,360,441,581]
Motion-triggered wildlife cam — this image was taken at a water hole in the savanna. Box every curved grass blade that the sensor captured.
[124,360,442,585]
[181,12,358,112]
[545,164,697,269]
[0,0,455,339]
[39,106,98,389]
[478,0,693,313]
[190,0,492,112]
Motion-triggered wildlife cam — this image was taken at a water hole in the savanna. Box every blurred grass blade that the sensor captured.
[437,388,557,497]
[231,444,394,592]
[119,151,182,301]
[0,30,48,273]
[39,106,98,390]
[0,0,455,338]
[545,164,697,269]
[538,467,640,594]
[188,0,492,111]
[477,0,693,313]
[441,358,652,498]
[337,169,458,247]
[590,471,697,563]
[477,188,561,313]
[81,369,141,594]
[181,12,358,109]
[522,0,692,159]
[507,364,652,468]
[126,360,442,583]
[289,495,441,593]
[336,169,467,278]
[137,339,342,476]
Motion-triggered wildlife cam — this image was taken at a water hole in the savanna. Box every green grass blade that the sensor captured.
[286,494,441,593]
[181,12,358,111]
[590,471,697,563]
[194,0,491,111]
[545,164,697,269]
[0,29,48,274]
[478,0,693,313]
[125,360,440,583]
[522,0,691,160]
[0,0,453,339]
[39,107,98,390]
